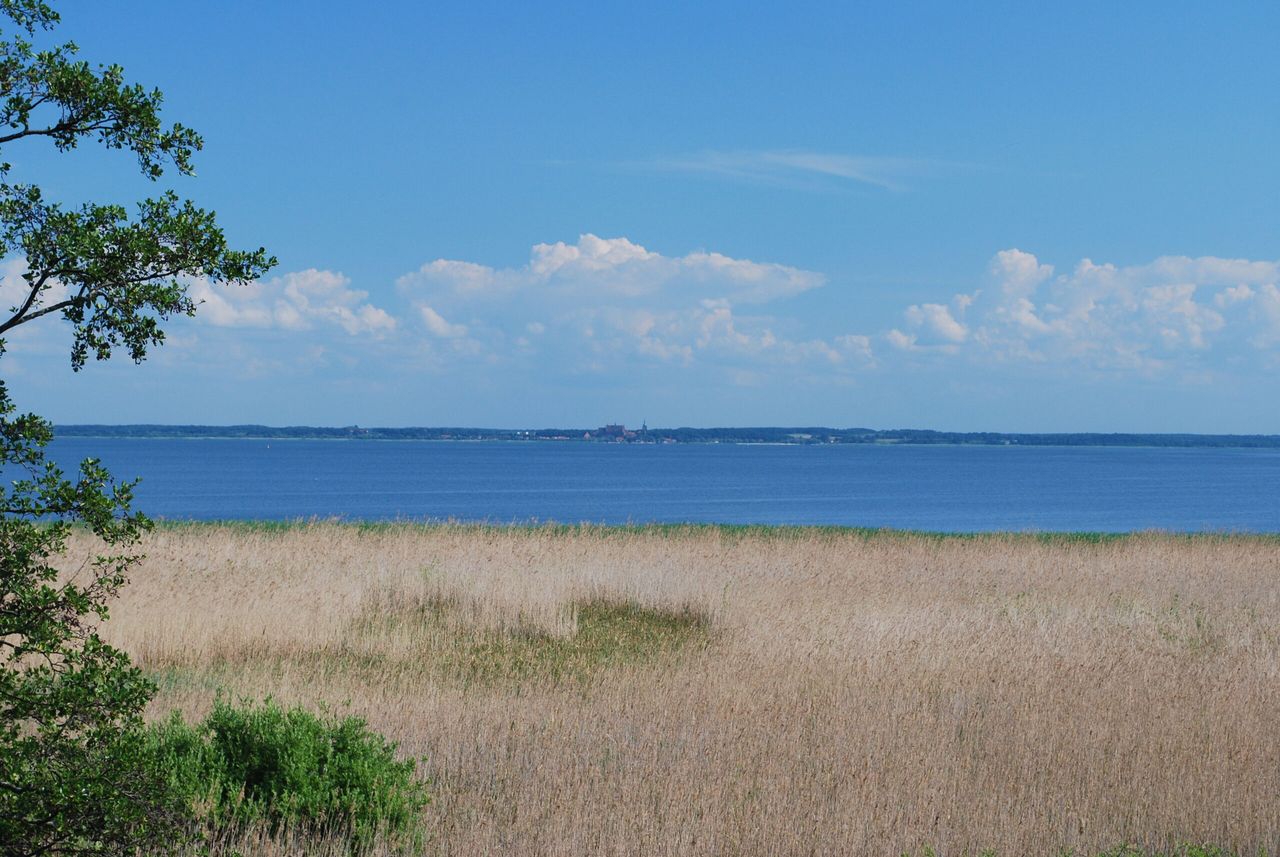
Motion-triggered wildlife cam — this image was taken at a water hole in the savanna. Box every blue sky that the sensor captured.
[5,0,1280,431]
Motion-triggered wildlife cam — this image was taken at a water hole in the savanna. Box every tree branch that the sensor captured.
[0,269,53,334]
[0,115,111,146]
[0,294,76,330]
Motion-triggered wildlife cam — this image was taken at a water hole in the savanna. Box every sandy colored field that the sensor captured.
[77,523,1280,856]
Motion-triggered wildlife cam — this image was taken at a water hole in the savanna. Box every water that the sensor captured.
[29,437,1280,532]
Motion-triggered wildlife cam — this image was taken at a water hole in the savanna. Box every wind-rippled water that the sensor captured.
[37,438,1280,532]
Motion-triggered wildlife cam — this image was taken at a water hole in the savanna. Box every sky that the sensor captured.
[4,0,1280,431]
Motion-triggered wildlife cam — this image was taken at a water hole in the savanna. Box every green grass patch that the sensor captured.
[356,596,714,685]
[145,598,714,693]
[446,599,712,683]
[150,518,1280,544]
[148,665,238,695]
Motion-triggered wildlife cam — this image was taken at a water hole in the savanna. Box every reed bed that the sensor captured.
[73,523,1280,856]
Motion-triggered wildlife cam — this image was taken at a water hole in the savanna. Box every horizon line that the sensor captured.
[49,423,1280,439]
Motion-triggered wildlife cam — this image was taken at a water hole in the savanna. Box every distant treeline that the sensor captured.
[51,424,1280,448]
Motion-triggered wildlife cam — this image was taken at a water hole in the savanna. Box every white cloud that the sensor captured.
[1215,284,1254,308]
[410,259,497,294]
[530,233,656,277]
[399,233,824,306]
[16,241,1280,389]
[903,302,968,343]
[191,269,395,337]
[1246,284,1280,347]
[886,329,918,351]
[834,334,874,362]
[989,248,1053,297]
[893,250,1280,371]
[418,305,468,338]
[396,234,870,377]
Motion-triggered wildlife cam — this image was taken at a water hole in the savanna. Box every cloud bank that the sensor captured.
[890,250,1280,373]
[189,269,396,337]
[7,239,1280,394]
[396,234,870,375]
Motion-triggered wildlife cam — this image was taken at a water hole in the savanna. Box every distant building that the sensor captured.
[591,422,644,442]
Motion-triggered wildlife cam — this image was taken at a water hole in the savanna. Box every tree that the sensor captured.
[0,2,274,853]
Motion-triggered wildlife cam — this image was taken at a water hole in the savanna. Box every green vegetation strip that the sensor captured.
[435,599,710,683]
[344,596,713,685]
[151,518,1280,543]
[149,598,713,693]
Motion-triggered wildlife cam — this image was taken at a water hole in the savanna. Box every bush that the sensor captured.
[145,699,428,847]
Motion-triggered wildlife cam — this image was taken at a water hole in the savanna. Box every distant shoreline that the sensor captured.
[51,424,1280,448]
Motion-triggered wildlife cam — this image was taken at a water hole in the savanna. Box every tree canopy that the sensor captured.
[0,0,272,363]
[0,2,274,853]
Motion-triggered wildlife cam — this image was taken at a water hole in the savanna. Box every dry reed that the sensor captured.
[73,523,1280,856]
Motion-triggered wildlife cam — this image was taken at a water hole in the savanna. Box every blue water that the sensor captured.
[32,438,1280,532]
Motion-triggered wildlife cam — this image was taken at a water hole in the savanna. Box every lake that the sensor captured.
[34,437,1280,532]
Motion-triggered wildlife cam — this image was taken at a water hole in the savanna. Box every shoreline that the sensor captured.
[50,425,1280,449]
[145,518,1280,541]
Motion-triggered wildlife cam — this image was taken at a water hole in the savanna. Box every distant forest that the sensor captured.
[51,424,1280,448]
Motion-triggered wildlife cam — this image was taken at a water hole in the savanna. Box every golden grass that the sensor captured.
[76,523,1280,856]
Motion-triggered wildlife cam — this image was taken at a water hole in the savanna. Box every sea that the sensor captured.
[35,437,1280,533]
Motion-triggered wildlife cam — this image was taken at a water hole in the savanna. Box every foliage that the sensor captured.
[145,699,428,848]
[0,1,273,854]
[0,401,180,855]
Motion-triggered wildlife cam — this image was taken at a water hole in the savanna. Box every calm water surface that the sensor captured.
[39,438,1280,532]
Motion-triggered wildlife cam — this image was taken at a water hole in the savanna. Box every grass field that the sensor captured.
[78,522,1280,856]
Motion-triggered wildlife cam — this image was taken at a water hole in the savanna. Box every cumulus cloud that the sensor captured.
[990,248,1053,297]
[399,234,824,306]
[418,305,467,338]
[890,249,1280,370]
[396,234,869,375]
[1244,284,1280,348]
[15,240,1280,388]
[903,302,968,344]
[190,269,395,337]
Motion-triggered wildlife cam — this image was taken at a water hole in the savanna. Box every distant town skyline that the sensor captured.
[51,423,1280,448]
[6,1,1280,432]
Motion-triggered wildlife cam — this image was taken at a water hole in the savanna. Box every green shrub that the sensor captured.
[145,698,427,847]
